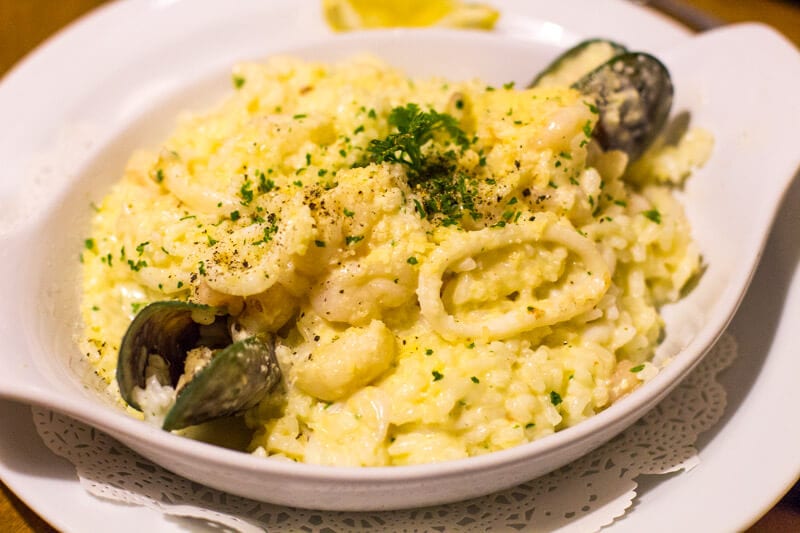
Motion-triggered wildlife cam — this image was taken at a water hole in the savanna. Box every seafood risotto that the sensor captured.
[79,51,711,465]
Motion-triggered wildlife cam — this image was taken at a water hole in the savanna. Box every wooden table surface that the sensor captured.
[1,1,799,531]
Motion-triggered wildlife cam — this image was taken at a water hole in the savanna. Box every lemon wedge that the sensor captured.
[323,0,500,32]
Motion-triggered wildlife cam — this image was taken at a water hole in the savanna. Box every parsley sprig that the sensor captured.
[366,103,469,175]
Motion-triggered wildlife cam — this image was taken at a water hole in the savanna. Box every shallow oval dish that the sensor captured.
[0,23,798,511]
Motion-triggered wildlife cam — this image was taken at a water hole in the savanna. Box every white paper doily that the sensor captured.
[33,333,736,532]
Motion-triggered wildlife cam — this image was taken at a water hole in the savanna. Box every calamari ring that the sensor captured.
[204,201,316,296]
[417,216,610,341]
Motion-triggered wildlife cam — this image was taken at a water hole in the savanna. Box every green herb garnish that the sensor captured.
[550,391,563,406]
[365,103,468,176]
[643,209,662,224]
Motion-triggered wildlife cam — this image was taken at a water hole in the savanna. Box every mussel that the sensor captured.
[531,39,673,161]
[531,39,627,88]
[117,301,281,431]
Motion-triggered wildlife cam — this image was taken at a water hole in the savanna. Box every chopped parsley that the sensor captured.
[413,198,427,218]
[232,75,246,89]
[470,376,480,384]
[432,370,444,381]
[643,209,662,224]
[258,172,275,193]
[630,364,645,373]
[365,103,468,176]
[360,104,485,226]
[252,216,279,245]
[550,391,563,406]
[127,259,147,272]
[406,256,418,265]
[239,180,254,205]
[84,238,95,250]
[417,171,481,225]
[345,235,364,245]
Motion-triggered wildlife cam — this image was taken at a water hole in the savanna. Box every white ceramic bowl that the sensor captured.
[0,2,798,511]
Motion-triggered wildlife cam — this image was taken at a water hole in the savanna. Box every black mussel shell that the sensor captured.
[573,52,673,160]
[117,301,227,410]
[163,333,280,430]
[116,301,281,430]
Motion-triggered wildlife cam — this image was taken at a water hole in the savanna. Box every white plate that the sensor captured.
[1,0,798,528]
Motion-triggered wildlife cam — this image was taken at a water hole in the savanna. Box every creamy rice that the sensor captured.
[79,55,710,465]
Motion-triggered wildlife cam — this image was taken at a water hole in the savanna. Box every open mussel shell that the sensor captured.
[573,52,673,160]
[117,301,227,410]
[530,38,627,88]
[163,333,280,431]
[116,301,281,430]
